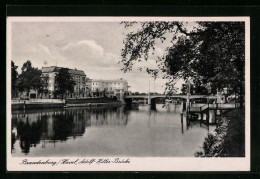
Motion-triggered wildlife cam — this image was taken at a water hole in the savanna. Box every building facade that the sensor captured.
[40,66,86,99]
[87,78,129,99]
[16,66,129,100]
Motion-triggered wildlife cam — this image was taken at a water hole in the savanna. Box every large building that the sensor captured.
[16,66,129,100]
[86,78,129,99]
[41,66,86,99]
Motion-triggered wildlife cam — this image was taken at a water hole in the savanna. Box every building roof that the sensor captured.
[41,66,86,76]
[41,66,57,73]
[88,78,127,83]
[68,69,86,76]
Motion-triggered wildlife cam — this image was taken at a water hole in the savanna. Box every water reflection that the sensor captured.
[11,104,214,157]
[12,107,129,155]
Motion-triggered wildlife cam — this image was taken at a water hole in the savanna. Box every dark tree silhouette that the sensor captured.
[11,61,18,98]
[120,21,245,106]
[17,60,43,94]
[181,83,209,95]
[52,113,74,141]
[16,117,43,154]
[55,68,76,99]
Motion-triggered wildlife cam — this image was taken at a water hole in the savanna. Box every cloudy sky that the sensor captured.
[11,21,183,93]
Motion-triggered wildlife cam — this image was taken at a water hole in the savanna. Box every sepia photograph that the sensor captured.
[6,17,250,171]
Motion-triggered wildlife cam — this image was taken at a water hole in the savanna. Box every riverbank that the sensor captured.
[12,97,122,110]
[65,98,122,107]
[195,108,245,157]
[12,103,64,110]
[65,102,122,108]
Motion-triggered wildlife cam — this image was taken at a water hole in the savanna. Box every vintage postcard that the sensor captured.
[6,16,250,171]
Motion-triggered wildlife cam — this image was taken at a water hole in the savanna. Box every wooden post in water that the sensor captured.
[186,115,189,130]
[180,112,183,124]
[180,112,184,133]
[206,109,209,131]
[206,110,209,124]
[186,81,191,116]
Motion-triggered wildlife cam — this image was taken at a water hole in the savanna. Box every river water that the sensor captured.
[11,104,215,157]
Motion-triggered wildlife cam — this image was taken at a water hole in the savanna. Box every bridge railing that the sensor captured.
[201,104,209,111]
[190,103,208,112]
[189,105,208,112]
[217,103,237,109]
[208,104,217,108]
[192,103,240,110]
[189,107,201,112]
[189,102,240,113]
[190,103,205,107]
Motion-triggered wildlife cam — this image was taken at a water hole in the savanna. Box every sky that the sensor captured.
[11,21,184,93]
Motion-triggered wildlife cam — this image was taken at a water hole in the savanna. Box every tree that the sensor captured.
[17,61,43,95]
[55,68,76,99]
[180,83,209,95]
[11,61,18,97]
[120,21,245,107]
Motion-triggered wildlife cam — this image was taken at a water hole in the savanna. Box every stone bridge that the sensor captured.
[124,94,217,107]
[125,94,217,100]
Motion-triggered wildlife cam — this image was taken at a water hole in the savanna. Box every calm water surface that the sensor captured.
[11,104,214,157]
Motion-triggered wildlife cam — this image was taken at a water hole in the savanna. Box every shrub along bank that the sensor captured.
[195,108,245,157]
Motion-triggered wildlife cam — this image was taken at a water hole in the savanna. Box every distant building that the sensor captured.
[87,78,129,99]
[85,77,92,97]
[40,66,86,99]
